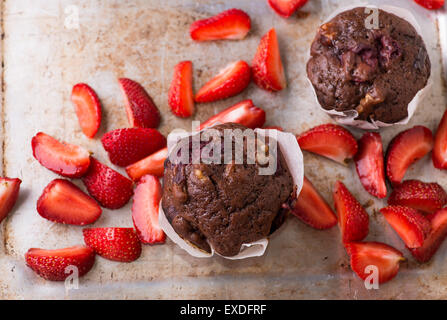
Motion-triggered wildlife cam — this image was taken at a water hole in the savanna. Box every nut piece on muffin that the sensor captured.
[161,123,294,257]
[307,7,431,124]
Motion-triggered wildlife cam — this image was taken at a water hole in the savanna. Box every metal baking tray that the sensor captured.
[0,0,446,299]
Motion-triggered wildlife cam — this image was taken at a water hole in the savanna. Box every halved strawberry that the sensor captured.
[0,178,21,224]
[118,78,161,128]
[380,205,431,248]
[386,126,433,186]
[410,208,447,262]
[132,175,165,244]
[333,181,369,243]
[190,8,251,41]
[126,147,167,181]
[388,180,447,214]
[195,60,251,103]
[289,176,337,229]
[354,132,387,198]
[168,61,194,118]
[31,132,91,178]
[101,128,166,167]
[252,28,286,92]
[71,83,102,138]
[297,124,358,165]
[83,228,142,262]
[268,0,308,18]
[37,179,102,226]
[197,99,266,131]
[25,245,95,281]
[414,0,444,10]
[345,242,405,284]
[432,109,447,169]
[82,158,133,209]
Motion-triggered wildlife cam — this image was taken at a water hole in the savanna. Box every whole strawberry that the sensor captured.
[82,158,133,209]
[101,128,166,167]
[83,228,142,262]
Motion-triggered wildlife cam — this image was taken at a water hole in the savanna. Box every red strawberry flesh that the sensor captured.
[71,83,102,138]
[0,177,21,224]
[433,109,447,169]
[168,60,194,118]
[268,0,308,18]
[126,147,167,181]
[32,132,91,178]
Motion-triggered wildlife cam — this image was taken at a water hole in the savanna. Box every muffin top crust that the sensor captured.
[307,7,431,123]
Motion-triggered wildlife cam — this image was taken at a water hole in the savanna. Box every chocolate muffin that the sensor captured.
[307,7,430,123]
[162,123,294,257]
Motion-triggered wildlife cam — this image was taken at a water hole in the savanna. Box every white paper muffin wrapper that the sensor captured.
[158,126,304,259]
[309,4,432,130]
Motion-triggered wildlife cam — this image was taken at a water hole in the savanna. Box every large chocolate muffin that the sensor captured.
[162,123,294,257]
[307,7,430,123]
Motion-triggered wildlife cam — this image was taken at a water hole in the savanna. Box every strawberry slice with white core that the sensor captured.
[132,174,166,244]
[411,208,447,262]
[71,83,102,138]
[297,124,358,165]
[32,132,91,178]
[195,60,251,103]
[25,245,95,281]
[386,125,433,186]
[168,61,194,118]
[380,205,431,249]
[83,228,142,262]
[190,8,251,41]
[333,181,369,243]
[126,147,167,181]
[414,0,444,10]
[0,177,21,224]
[388,180,447,214]
[37,179,102,226]
[268,0,309,18]
[119,78,161,128]
[197,99,266,131]
[354,132,387,198]
[345,242,405,284]
[252,28,286,91]
[290,176,337,229]
[433,109,447,169]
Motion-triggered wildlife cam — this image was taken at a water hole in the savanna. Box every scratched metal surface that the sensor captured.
[0,0,446,299]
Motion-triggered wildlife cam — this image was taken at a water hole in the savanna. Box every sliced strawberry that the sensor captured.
[297,124,358,165]
[25,245,95,281]
[126,147,167,181]
[414,0,444,9]
[410,208,447,262]
[333,181,369,243]
[388,180,447,214]
[252,28,286,91]
[354,132,387,198]
[31,132,91,178]
[101,128,166,167]
[132,175,165,244]
[168,61,194,118]
[37,179,101,226]
[268,0,308,18]
[83,227,141,262]
[380,205,431,248]
[195,60,251,103]
[118,78,161,128]
[198,99,266,131]
[345,242,404,284]
[190,8,251,41]
[0,177,21,224]
[386,126,433,186]
[82,158,133,209]
[71,83,102,138]
[433,109,447,169]
[289,176,337,229]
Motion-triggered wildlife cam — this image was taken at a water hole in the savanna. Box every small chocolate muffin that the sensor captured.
[162,123,294,257]
[307,7,430,123]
